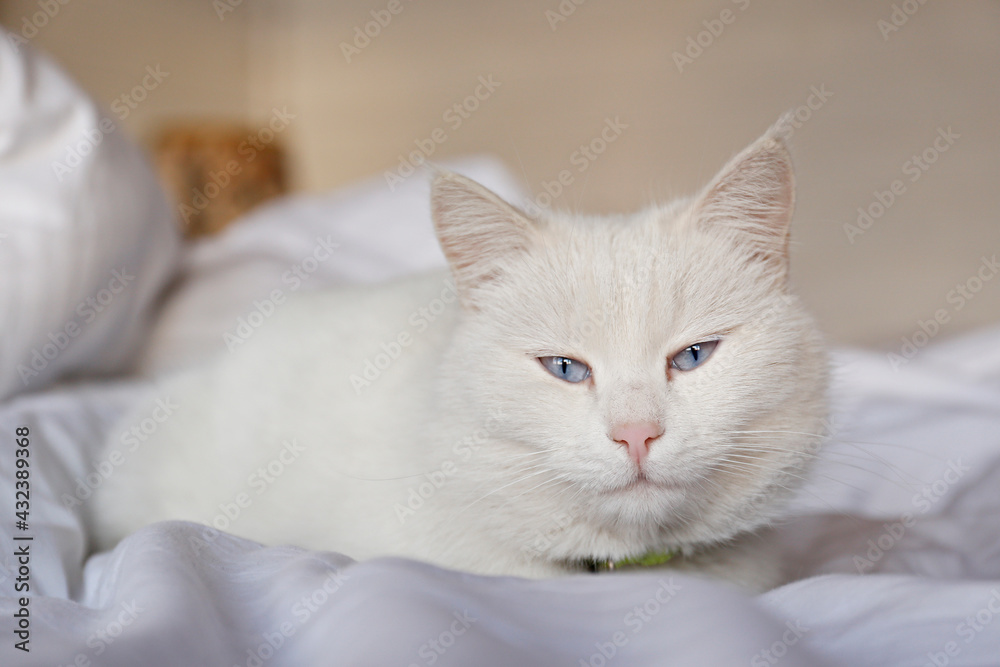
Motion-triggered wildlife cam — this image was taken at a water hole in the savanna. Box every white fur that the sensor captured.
[91,123,827,590]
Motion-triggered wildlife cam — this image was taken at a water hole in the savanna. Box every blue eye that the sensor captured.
[671,340,719,372]
[539,356,591,383]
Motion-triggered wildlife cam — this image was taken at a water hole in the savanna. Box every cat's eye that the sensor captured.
[539,356,591,383]
[670,340,720,372]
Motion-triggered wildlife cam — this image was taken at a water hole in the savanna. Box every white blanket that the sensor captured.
[2,154,1000,666]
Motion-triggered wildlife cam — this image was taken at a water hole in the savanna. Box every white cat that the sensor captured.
[91,121,828,591]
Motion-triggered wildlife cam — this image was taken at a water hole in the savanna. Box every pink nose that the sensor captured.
[610,422,663,465]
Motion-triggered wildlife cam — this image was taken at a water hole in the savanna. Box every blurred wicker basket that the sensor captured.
[154,123,288,238]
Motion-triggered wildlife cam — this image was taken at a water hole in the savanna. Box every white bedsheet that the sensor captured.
[2,160,999,666]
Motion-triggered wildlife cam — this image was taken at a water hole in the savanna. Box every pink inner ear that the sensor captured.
[609,422,663,465]
[430,171,534,302]
[690,132,795,273]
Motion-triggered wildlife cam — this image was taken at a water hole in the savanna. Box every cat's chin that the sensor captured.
[590,477,691,523]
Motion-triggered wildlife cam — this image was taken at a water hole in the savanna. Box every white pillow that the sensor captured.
[0,31,180,400]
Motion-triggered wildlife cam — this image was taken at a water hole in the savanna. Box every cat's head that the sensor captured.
[430,122,828,561]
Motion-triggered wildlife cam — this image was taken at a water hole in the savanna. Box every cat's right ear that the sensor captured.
[430,171,535,308]
[687,119,795,282]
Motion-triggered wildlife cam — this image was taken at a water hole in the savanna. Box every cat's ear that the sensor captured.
[431,171,535,306]
[688,120,795,279]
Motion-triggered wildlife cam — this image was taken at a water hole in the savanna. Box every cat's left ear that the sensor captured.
[688,119,795,279]
[431,171,535,307]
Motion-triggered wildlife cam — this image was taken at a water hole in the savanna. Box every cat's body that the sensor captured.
[91,123,828,590]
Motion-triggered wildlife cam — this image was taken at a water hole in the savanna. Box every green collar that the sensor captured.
[582,550,677,572]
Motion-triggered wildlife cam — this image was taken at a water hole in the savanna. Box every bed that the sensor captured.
[2,34,1000,667]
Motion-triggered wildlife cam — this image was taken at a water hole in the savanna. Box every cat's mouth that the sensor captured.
[606,473,679,495]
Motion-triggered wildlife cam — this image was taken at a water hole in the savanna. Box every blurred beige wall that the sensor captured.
[0,0,250,129]
[2,0,999,351]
